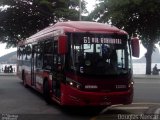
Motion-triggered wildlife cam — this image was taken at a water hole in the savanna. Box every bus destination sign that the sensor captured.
[83,37,122,44]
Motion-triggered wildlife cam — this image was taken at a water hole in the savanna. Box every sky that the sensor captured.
[0,43,17,57]
[0,0,147,58]
[85,0,97,13]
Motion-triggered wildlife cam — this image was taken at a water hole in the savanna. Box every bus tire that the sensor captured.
[22,71,28,88]
[43,80,51,104]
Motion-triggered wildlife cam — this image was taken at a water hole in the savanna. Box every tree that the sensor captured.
[0,0,87,47]
[88,0,160,75]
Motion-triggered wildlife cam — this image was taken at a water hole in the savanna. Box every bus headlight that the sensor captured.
[128,81,134,88]
[66,78,82,90]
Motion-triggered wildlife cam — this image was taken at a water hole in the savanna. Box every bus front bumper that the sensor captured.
[60,84,133,106]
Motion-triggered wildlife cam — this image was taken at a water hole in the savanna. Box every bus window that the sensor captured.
[43,41,53,70]
[53,41,63,72]
[17,47,22,60]
[35,43,43,69]
[19,46,25,60]
[25,44,32,60]
[70,33,130,75]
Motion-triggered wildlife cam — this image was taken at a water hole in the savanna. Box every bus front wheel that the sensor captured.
[43,81,51,104]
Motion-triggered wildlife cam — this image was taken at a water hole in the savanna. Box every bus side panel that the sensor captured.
[25,69,32,86]
[17,65,22,80]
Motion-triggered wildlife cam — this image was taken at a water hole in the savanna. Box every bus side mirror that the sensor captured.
[131,37,140,58]
[58,35,68,55]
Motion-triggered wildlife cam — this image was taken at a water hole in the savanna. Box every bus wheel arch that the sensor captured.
[43,78,51,104]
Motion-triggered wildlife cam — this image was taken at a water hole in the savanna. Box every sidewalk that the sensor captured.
[0,73,17,76]
[133,74,160,79]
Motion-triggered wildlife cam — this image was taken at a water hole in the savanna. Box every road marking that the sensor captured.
[153,108,160,120]
[92,106,149,120]
[92,103,160,120]
[100,104,150,114]
[132,102,160,105]
[154,108,160,114]
[112,106,149,110]
[152,108,160,119]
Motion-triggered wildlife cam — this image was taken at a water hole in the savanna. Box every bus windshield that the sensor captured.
[69,33,131,75]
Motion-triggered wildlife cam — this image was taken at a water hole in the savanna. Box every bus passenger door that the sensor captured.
[52,41,65,98]
[32,43,44,90]
[31,45,36,86]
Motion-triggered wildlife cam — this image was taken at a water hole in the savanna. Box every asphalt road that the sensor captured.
[0,75,160,120]
[0,75,104,120]
[134,77,160,103]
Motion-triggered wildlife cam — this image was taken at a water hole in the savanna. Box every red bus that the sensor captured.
[17,21,139,106]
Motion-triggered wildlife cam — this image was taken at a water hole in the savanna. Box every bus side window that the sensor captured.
[53,41,58,71]
[36,43,43,69]
[25,45,32,60]
[17,47,20,60]
[43,41,53,70]
[20,46,25,61]
[53,41,64,72]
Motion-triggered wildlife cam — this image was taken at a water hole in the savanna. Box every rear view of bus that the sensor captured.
[17,21,139,107]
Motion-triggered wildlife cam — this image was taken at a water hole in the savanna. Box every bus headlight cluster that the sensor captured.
[128,81,134,88]
[66,78,82,90]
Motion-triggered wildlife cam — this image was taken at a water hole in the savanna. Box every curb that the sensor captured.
[0,73,17,76]
[133,75,160,79]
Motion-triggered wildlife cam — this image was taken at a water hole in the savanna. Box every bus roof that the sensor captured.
[54,21,127,34]
[21,21,128,45]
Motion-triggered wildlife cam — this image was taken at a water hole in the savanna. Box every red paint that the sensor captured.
[17,21,135,107]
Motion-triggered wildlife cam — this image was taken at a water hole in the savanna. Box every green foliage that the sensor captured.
[89,0,160,45]
[88,0,160,74]
[0,0,87,47]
